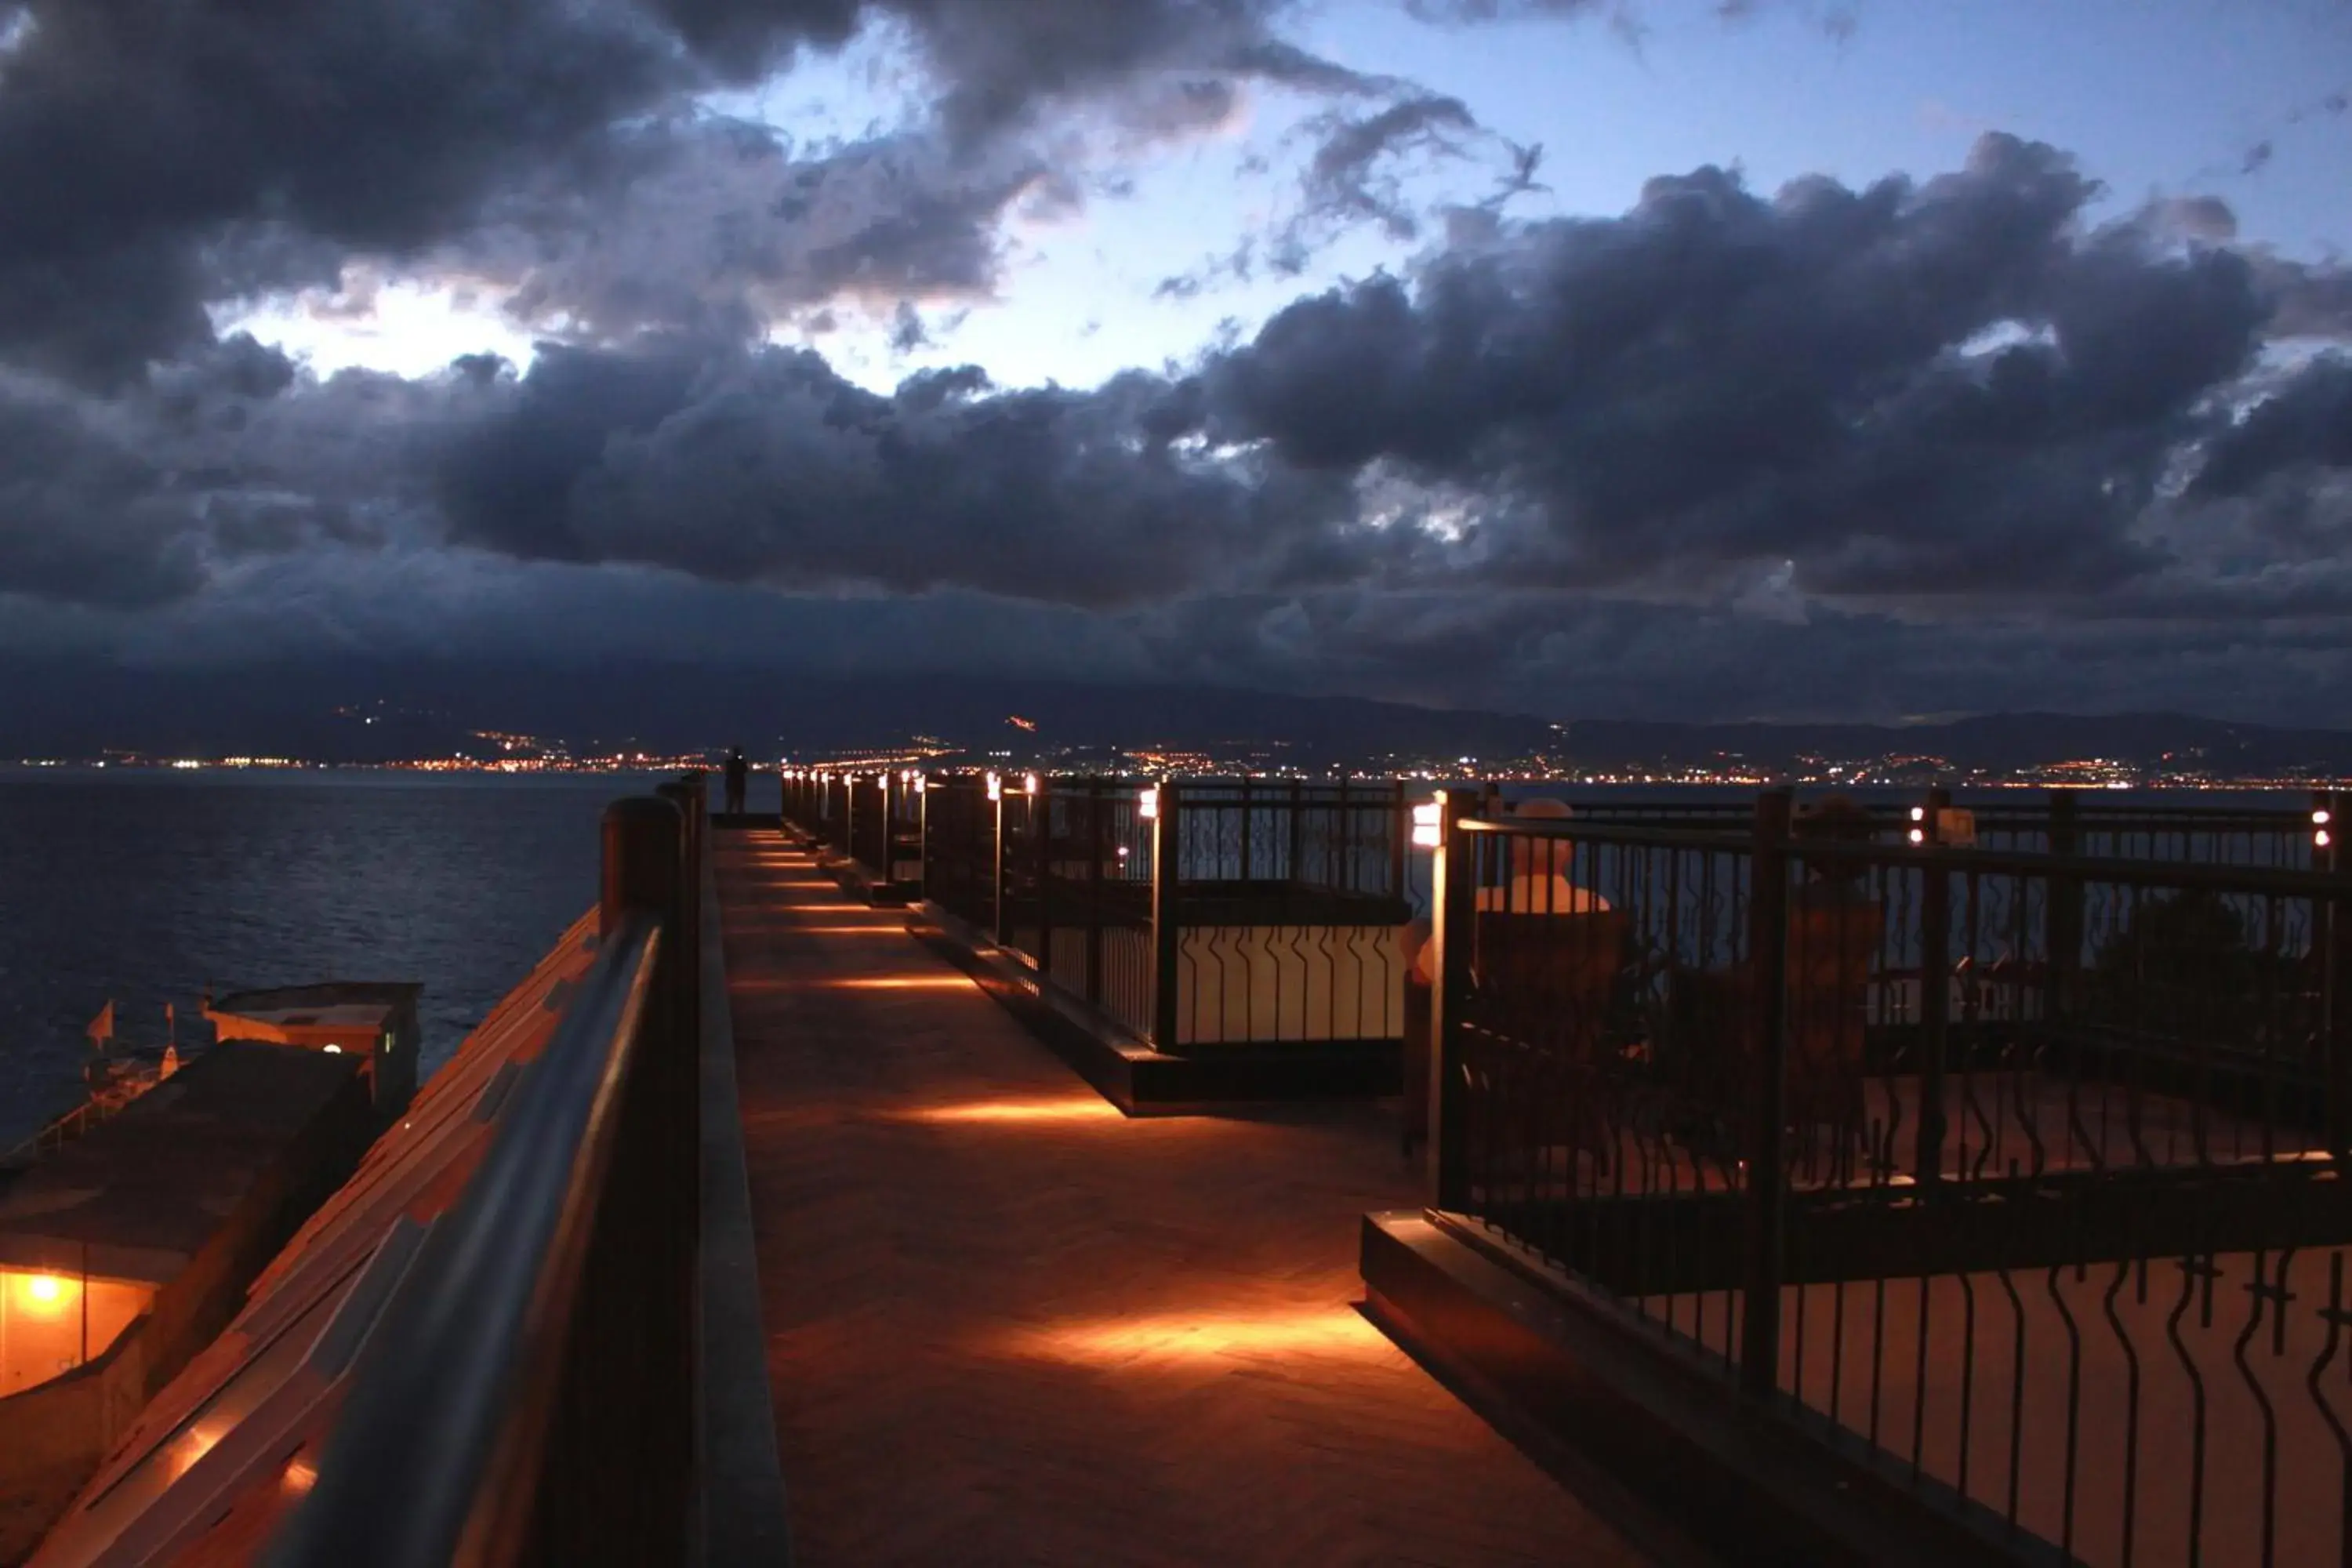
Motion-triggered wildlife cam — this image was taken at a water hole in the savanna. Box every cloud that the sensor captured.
[2193,356,2352,498]
[439,120,1051,343]
[0,0,1352,384]
[6,113,2352,724]
[1298,95,1483,240]
[436,337,1377,607]
[1211,135,2285,605]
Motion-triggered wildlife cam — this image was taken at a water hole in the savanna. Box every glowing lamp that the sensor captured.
[2316,809,2333,826]
[1138,786,1159,821]
[1907,828,1926,845]
[1910,807,1926,822]
[986,772,1002,802]
[1024,774,1040,796]
[2321,829,2335,850]
[323,1044,343,1054]
[1411,800,1442,850]
[27,1274,60,1303]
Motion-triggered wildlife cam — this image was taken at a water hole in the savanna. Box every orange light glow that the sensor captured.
[731,975,973,993]
[893,1098,1121,1126]
[764,925,913,936]
[1013,1307,1384,1362]
[22,1273,64,1307]
[281,1458,318,1495]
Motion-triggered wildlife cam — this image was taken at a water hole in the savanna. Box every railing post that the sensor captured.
[1035,778,1054,980]
[2047,789,2084,1022]
[1287,779,1304,885]
[2319,789,2348,1152]
[1914,786,1951,1188]
[1388,779,1407,902]
[915,775,930,903]
[1086,779,1105,1006]
[1152,782,1181,1048]
[993,782,1010,948]
[1428,790,1479,1209]
[567,794,695,1566]
[1240,775,1254,880]
[1740,787,1794,1399]
[1336,778,1352,891]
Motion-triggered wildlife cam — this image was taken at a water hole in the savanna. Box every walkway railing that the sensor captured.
[267,782,708,1568]
[1426,787,2352,1565]
[786,770,1413,1056]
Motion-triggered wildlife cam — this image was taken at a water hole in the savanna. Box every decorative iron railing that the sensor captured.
[1428,790,2352,1566]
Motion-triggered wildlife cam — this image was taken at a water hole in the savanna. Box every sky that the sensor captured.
[2,0,2350,728]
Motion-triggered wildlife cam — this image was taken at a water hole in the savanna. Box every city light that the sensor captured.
[1138,786,1159,820]
[13,1272,71,1314]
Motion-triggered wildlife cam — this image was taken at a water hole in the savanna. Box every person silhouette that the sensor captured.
[724,746,749,815]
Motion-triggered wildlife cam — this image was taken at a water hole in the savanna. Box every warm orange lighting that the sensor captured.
[894,1098,1122,1126]
[281,1458,318,1495]
[731,975,972,993]
[770,925,913,936]
[20,1272,65,1308]
[1014,1307,1384,1363]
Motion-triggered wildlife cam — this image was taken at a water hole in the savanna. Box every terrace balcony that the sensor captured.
[20,774,2350,1566]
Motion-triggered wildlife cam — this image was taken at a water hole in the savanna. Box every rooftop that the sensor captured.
[0,1042,366,1284]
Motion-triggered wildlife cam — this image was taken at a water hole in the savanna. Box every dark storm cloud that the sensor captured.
[437,338,1374,608]
[0,0,684,384]
[0,0,1343,383]
[0,385,205,606]
[1212,134,2278,601]
[2194,357,2352,497]
[9,114,2352,726]
[373,133,2344,630]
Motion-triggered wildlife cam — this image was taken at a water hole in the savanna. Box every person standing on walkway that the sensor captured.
[724,746,749,815]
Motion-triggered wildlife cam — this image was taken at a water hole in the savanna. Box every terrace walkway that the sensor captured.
[716,831,1667,1567]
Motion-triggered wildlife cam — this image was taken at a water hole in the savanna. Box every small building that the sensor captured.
[203,982,421,1126]
[0,1042,375,1564]
[28,915,602,1567]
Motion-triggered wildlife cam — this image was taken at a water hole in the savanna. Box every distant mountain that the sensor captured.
[0,660,1555,764]
[1562,713,2352,777]
[0,657,2346,777]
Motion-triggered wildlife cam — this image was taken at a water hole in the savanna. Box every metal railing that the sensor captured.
[1428,789,2352,1565]
[913,774,1412,1054]
[267,782,706,1568]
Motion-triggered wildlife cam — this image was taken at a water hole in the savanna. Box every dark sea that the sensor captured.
[0,769,685,1151]
[0,771,2315,1151]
